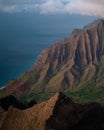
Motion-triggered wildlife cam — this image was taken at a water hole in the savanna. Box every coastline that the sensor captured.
[0,86,6,90]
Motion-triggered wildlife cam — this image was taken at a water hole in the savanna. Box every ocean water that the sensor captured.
[0,13,98,87]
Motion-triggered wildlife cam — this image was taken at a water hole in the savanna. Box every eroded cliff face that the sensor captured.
[0,93,60,130]
[3,19,104,96]
[0,93,104,130]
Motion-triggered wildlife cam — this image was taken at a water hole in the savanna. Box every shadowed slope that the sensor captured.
[0,95,37,111]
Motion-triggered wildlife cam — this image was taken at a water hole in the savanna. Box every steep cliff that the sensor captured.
[1,19,104,99]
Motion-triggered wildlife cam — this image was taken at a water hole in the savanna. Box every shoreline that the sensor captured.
[0,86,6,90]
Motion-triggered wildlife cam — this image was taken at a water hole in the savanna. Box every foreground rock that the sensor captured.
[0,93,104,130]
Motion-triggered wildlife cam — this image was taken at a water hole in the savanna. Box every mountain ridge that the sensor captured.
[0,19,104,102]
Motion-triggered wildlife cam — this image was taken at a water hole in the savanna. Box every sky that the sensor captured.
[0,0,104,17]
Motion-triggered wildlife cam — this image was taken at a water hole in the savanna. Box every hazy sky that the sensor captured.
[0,0,104,17]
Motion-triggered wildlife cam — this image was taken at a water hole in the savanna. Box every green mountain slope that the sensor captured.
[0,19,104,104]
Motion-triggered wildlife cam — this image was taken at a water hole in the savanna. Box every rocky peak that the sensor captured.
[2,19,104,96]
[84,19,104,30]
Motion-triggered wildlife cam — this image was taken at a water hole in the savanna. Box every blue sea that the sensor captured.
[0,12,98,87]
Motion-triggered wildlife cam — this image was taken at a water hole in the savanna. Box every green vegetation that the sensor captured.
[20,92,55,104]
[19,83,104,105]
[0,56,104,106]
[65,85,104,105]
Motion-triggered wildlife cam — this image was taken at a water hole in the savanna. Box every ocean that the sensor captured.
[0,12,98,87]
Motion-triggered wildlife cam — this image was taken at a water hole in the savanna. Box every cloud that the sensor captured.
[65,0,104,17]
[35,0,65,14]
[0,0,104,17]
[0,0,38,13]
[36,0,104,17]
